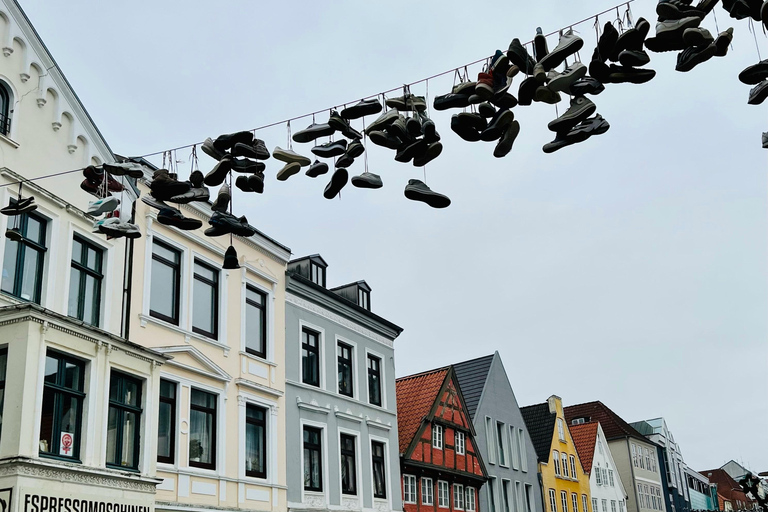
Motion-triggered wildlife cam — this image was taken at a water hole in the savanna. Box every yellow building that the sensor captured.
[521,396,592,512]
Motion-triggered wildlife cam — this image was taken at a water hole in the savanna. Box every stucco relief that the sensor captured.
[303,493,327,508]
[0,462,157,492]
[341,497,361,510]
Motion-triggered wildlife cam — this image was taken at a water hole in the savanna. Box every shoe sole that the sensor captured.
[413,142,443,167]
[739,62,768,85]
[276,162,301,181]
[324,169,349,199]
[655,17,702,41]
[87,199,120,216]
[158,216,203,231]
[273,149,311,166]
[1,203,38,216]
[540,37,584,71]
[618,52,651,67]
[748,83,768,104]
[548,101,596,132]
[676,45,716,72]
[548,65,588,93]
[365,111,399,133]
[346,145,365,159]
[351,175,383,189]
[342,103,383,120]
[534,87,562,104]
[312,145,347,158]
[404,187,451,209]
[493,121,521,158]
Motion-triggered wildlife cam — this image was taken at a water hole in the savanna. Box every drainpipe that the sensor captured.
[120,198,136,339]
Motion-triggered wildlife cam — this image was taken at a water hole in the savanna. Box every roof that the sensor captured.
[395,367,449,453]
[330,280,371,292]
[569,422,599,474]
[289,254,328,267]
[564,401,648,443]
[520,402,557,463]
[701,468,752,503]
[453,354,495,420]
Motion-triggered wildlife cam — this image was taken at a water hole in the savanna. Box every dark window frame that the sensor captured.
[371,440,387,499]
[106,370,143,471]
[337,342,353,397]
[367,354,382,406]
[39,350,85,462]
[245,403,267,478]
[0,80,10,136]
[2,209,47,304]
[149,239,181,325]
[192,259,219,339]
[69,235,104,326]
[301,328,320,387]
[340,433,357,495]
[245,285,267,358]
[303,426,323,492]
[189,388,217,470]
[0,347,6,438]
[157,378,176,464]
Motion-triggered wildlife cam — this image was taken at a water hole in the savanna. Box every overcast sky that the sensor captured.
[19,0,766,472]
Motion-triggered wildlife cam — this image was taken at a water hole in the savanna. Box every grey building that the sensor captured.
[285,255,404,512]
[453,353,543,512]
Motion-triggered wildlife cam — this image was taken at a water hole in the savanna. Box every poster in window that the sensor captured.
[60,432,75,457]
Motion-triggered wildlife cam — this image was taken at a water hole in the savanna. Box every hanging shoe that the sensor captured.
[569,77,605,96]
[276,162,302,181]
[351,172,383,189]
[478,102,496,118]
[203,155,233,187]
[480,109,514,142]
[230,157,265,173]
[489,49,511,75]
[452,81,476,95]
[405,116,422,138]
[235,175,254,193]
[763,1,768,29]
[99,220,142,239]
[647,17,702,52]
[222,245,240,270]
[656,0,705,20]
[157,208,203,230]
[517,77,539,106]
[364,109,399,133]
[384,95,427,112]
[507,38,536,75]
[607,65,657,84]
[328,110,363,138]
[336,154,355,168]
[418,112,440,143]
[292,123,336,143]
[208,211,256,237]
[82,166,124,193]
[450,114,482,142]
[323,168,349,199]
[433,93,471,111]
[491,90,518,110]
[231,142,268,161]
[612,18,651,58]
[341,99,383,120]
[534,86,562,104]
[676,44,716,72]
[247,172,265,194]
[682,27,714,46]
[212,131,253,152]
[386,115,409,140]
[413,142,443,167]
[202,137,227,161]
[395,139,428,163]
[596,22,619,62]
[92,216,120,234]
[474,72,495,100]
[312,139,347,158]
[368,130,402,150]
[103,161,146,179]
[739,60,768,84]
[618,49,651,67]
[493,121,521,158]
[152,171,194,200]
[547,62,588,93]
[346,139,365,158]
[533,27,549,63]
[170,184,210,204]
[404,179,451,209]
[713,27,734,57]
[548,96,596,133]
[540,30,583,71]
[762,131,768,149]
[211,183,231,212]
[306,160,329,178]
[5,226,22,241]
[87,196,119,216]
[141,194,175,212]
[533,63,547,83]
[273,147,311,166]
[748,80,768,105]
[1,197,37,216]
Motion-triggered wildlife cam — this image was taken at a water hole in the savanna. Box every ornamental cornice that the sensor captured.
[0,458,159,492]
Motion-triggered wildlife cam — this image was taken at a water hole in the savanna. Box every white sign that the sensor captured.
[59,432,75,456]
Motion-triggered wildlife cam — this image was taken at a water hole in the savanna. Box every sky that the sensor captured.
[18,0,767,472]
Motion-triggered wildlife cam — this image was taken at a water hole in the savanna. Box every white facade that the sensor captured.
[589,425,628,512]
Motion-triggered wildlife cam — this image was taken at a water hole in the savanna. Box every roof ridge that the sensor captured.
[396,366,450,382]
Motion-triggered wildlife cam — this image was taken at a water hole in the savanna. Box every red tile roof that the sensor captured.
[569,422,599,474]
[395,368,449,453]
[701,468,753,504]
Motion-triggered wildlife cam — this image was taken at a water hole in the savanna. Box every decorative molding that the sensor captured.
[296,398,330,415]
[20,72,30,83]
[36,97,46,108]
[303,493,327,508]
[52,121,61,131]
[2,47,12,57]
[0,458,158,492]
[234,378,283,398]
[139,314,230,356]
[285,294,393,348]
[366,417,392,431]
[341,497,361,510]
[67,144,77,154]
[154,344,232,382]
[334,409,363,424]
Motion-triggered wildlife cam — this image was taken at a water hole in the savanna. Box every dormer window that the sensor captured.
[358,288,370,310]
[310,261,325,287]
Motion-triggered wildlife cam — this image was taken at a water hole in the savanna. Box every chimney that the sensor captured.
[548,395,562,415]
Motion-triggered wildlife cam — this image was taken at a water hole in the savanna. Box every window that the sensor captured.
[467,487,476,512]
[0,80,11,136]
[561,452,569,477]
[189,388,216,470]
[303,426,322,491]
[632,444,638,467]
[245,404,267,478]
[526,485,535,512]
[598,440,603,454]
[497,421,507,466]
[68,236,103,326]
[39,351,85,460]
[510,426,520,469]
[157,379,176,464]
[519,428,528,472]
[596,465,603,485]
[639,448,646,469]
[619,502,625,512]
[301,328,320,387]
[192,260,218,338]
[341,434,357,495]
[502,480,511,512]
[439,480,450,508]
[517,482,524,512]
[422,477,434,505]
[644,485,650,509]
[367,354,382,406]
[644,448,650,470]
[245,286,267,358]
[358,288,370,310]
[372,441,386,499]
[488,478,498,512]
[572,494,579,512]
[570,455,577,479]
[106,371,142,470]
[637,484,643,508]
[557,418,565,441]
[608,469,615,486]
[456,430,466,455]
[310,261,325,286]
[337,342,353,397]
[549,490,557,512]
[602,500,608,512]
[149,240,180,324]
[454,484,465,510]
[553,450,561,476]
[611,501,617,512]
[0,349,6,438]
[561,491,568,512]
[486,417,496,464]
[582,495,589,512]
[403,474,416,503]
[433,424,443,449]
[593,499,598,512]
[2,210,46,303]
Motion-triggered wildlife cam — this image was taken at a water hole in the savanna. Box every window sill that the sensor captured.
[239,351,277,367]
[0,133,19,149]
[140,314,230,355]
[106,464,140,473]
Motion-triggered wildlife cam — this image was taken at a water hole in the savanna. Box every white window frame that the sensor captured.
[497,421,508,467]
[502,479,512,512]
[553,450,561,476]
[561,452,569,478]
[486,416,496,464]
[300,418,329,504]
[570,454,577,479]
[422,477,434,506]
[572,494,579,512]
[549,489,558,512]
[561,491,569,512]
[438,480,450,508]
[466,487,476,512]
[526,484,535,512]
[240,276,275,363]
[510,426,520,470]
[238,391,279,484]
[596,464,603,485]
[187,385,223,473]
[433,424,444,449]
[582,495,589,512]
[611,501,617,512]
[190,253,224,341]
[143,232,187,324]
[338,427,361,499]
[369,434,391,506]
[557,418,565,441]
[609,468,615,486]
[403,474,417,504]
[517,481,524,512]
[602,499,608,512]
[364,347,387,409]
[297,319,326,390]
[456,430,465,455]
[454,483,465,511]
[593,498,598,512]
[489,477,498,512]
[335,336,358,400]
[519,428,528,472]
[65,226,112,330]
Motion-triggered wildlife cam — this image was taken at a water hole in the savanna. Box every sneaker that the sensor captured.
[365,109,399,133]
[1,197,37,216]
[419,112,440,143]
[507,38,536,75]
[540,30,583,71]
[548,96,596,132]
[387,115,408,140]
[212,131,253,152]
[231,142,268,161]
[404,179,450,209]
[494,121,521,158]
[452,81,476,95]
[739,60,768,85]
[235,175,254,193]
[451,115,482,142]
[336,154,355,168]
[474,72,495,99]
[306,160,329,178]
[87,196,119,216]
[203,155,233,187]
[346,139,365,158]
[250,139,271,160]
[328,110,363,139]
[204,224,229,237]
[547,62,587,93]
[683,27,714,47]
[607,65,657,84]
[596,22,619,62]
[489,49,511,75]
[222,245,240,270]
[141,194,175,212]
[368,130,402,150]
[413,142,443,167]
[385,94,427,112]
[713,27,734,57]
[533,27,549,63]
[157,208,203,230]
[649,17,702,52]
[763,0,768,29]
[247,172,265,194]
[657,0,705,19]
[276,162,302,181]
[534,86,562,104]
[433,93,471,111]
[202,137,227,161]
[517,77,538,106]
[589,59,611,83]
[748,80,768,105]
[99,220,142,239]
[81,166,125,193]
[211,183,231,212]
[209,211,256,237]
[395,139,427,163]
[569,77,606,96]
[725,0,752,18]
[405,116,422,138]
[458,112,488,131]
[312,139,347,158]
[323,168,349,199]
[230,157,266,173]
[341,99,382,120]
[351,172,383,189]
[533,62,547,83]
[481,109,514,142]
[612,18,651,57]
[618,49,651,67]
[569,114,611,139]
[273,147,311,166]
[153,172,194,200]
[103,161,146,178]
[170,185,210,204]
[478,102,496,118]
[292,123,335,143]
[92,216,120,234]
[491,91,518,109]
[675,43,716,72]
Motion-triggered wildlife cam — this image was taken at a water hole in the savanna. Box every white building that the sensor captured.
[570,422,628,512]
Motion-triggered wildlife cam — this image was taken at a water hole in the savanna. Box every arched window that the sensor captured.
[0,81,11,136]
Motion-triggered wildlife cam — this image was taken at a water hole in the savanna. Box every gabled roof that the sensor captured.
[520,402,557,463]
[564,401,648,443]
[701,468,752,503]
[289,254,328,268]
[395,367,449,453]
[569,422,599,474]
[453,354,495,420]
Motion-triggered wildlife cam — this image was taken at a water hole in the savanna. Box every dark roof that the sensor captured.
[330,280,371,292]
[453,354,495,420]
[520,402,557,463]
[289,254,328,267]
[564,401,648,443]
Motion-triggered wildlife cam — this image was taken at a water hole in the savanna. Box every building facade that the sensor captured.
[283,255,403,512]
[396,367,487,512]
[569,422,628,512]
[682,468,716,511]
[564,403,666,512]
[452,353,542,512]
[700,469,754,512]
[520,396,591,512]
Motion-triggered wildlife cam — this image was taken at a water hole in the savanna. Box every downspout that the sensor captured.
[120,198,136,339]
